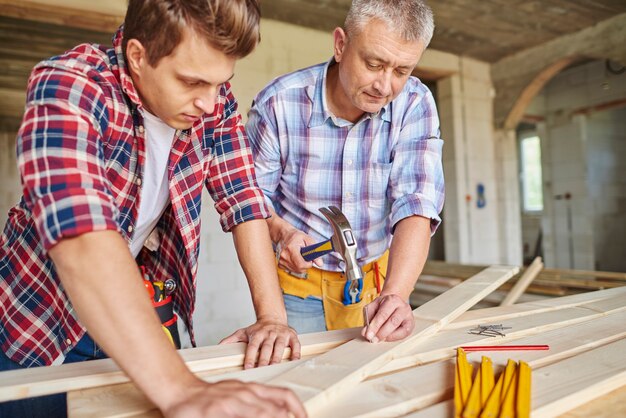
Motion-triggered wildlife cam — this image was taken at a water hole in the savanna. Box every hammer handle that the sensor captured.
[300,239,333,262]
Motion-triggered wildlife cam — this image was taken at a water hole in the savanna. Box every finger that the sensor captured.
[385,316,415,342]
[374,308,407,342]
[249,384,307,418]
[289,333,302,360]
[280,248,312,274]
[219,329,247,345]
[270,335,289,365]
[256,332,278,367]
[244,336,262,369]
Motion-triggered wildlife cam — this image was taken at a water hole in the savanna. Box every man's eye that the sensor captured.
[367,63,381,70]
[185,80,201,87]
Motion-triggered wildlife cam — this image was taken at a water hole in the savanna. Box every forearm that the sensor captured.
[382,216,431,300]
[49,230,197,410]
[232,219,287,322]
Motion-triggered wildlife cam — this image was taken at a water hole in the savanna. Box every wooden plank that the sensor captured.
[252,307,626,418]
[0,328,359,402]
[532,339,626,417]
[559,385,626,418]
[265,266,519,416]
[389,316,626,418]
[66,293,626,417]
[450,286,626,329]
[377,291,626,373]
[500,256,543,306]
[5,286,623,405]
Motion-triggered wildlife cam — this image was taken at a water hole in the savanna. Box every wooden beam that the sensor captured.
[0,327,359,403]
[500,256,544,306]
[266,265,519,416]
[532,339,626,417]
[0,0,123,33]
[68,298,626,417]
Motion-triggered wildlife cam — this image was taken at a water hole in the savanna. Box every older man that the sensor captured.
[247,0,444,343]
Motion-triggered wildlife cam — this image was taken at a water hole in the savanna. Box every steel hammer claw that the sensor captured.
[299,206,364,305]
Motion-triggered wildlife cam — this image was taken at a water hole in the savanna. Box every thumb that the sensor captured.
[219,329,247,344]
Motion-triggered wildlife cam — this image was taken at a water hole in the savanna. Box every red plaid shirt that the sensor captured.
[0,29,269,367]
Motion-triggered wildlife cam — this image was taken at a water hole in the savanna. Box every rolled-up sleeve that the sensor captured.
[245,97,283,210]
[17,65,119,253]
[389,89,445,235]
[207,84,271,232]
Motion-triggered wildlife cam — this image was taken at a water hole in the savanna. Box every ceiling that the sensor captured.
[261,0,626,63]
[1,0,625,120]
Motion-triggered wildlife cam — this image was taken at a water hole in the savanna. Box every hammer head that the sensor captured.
[319,206,363,283]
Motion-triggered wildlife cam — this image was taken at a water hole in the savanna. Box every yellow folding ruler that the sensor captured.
[454,348,531,418]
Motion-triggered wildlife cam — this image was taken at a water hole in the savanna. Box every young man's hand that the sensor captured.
[361,294,414,343]
[220,319,301,368]
[163,378,307,418]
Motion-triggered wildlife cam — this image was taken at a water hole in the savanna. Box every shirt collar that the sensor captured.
[306,57,391,128]
[112,26,143,108]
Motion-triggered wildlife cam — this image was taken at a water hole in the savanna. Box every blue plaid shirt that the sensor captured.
[246,60,445,272]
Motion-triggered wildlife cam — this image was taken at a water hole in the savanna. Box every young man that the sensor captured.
[0,1,305,417]
[247,0,444,343]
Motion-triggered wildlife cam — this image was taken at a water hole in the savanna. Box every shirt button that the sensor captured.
[346,192,353,198]
[347,160,353,165]
[136,178,142,186]
[128,225,134,233]
[66,339,72,345]
[138,125,145,134]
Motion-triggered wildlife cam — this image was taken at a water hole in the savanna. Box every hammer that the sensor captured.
[300,206,364,305]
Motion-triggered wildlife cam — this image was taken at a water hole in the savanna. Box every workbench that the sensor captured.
[0,272,624,417]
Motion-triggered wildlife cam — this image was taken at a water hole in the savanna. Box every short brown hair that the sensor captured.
[123,0,261,65]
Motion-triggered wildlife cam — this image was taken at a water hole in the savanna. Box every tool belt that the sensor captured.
[278,251,388,330]
[141,267,181,349]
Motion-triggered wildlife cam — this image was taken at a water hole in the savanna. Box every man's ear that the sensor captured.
[333,27,347,63]
[125,39,147,77]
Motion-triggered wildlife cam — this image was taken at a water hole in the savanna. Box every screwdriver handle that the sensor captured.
[300,239,333,262]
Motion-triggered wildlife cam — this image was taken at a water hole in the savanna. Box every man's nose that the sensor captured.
[194,89,217,114]
[372,71,393,97]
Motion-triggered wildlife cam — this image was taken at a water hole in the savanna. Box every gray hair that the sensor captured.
[344,0,434,45]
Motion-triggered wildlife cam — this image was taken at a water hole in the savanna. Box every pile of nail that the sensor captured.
[467,324,512,337]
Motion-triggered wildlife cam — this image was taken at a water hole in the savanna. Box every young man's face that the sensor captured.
[332,19,425,119]
[127,27,235,130]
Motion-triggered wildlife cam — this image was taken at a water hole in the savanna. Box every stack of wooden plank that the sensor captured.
[412,260,626,308]
[1,265,625,417]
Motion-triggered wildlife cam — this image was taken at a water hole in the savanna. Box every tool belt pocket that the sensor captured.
[154,296,181,349]
[321,279,379,330]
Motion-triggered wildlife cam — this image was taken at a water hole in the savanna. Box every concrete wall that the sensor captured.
[531,60,626,271]
[438,58,504,264]
[586,107,626,272]
[0,124,21,227]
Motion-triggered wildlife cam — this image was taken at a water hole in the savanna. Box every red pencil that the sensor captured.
[460,345,549,352]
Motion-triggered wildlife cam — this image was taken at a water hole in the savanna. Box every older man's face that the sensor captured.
[333,19,425,117]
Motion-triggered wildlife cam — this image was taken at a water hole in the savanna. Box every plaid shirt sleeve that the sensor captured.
[389,87,445,234]
[17,62,120,253]
[245,96,282,210]
[206,83,270,231]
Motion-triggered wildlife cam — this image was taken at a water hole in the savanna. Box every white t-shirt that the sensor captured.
[129,110,176,257]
